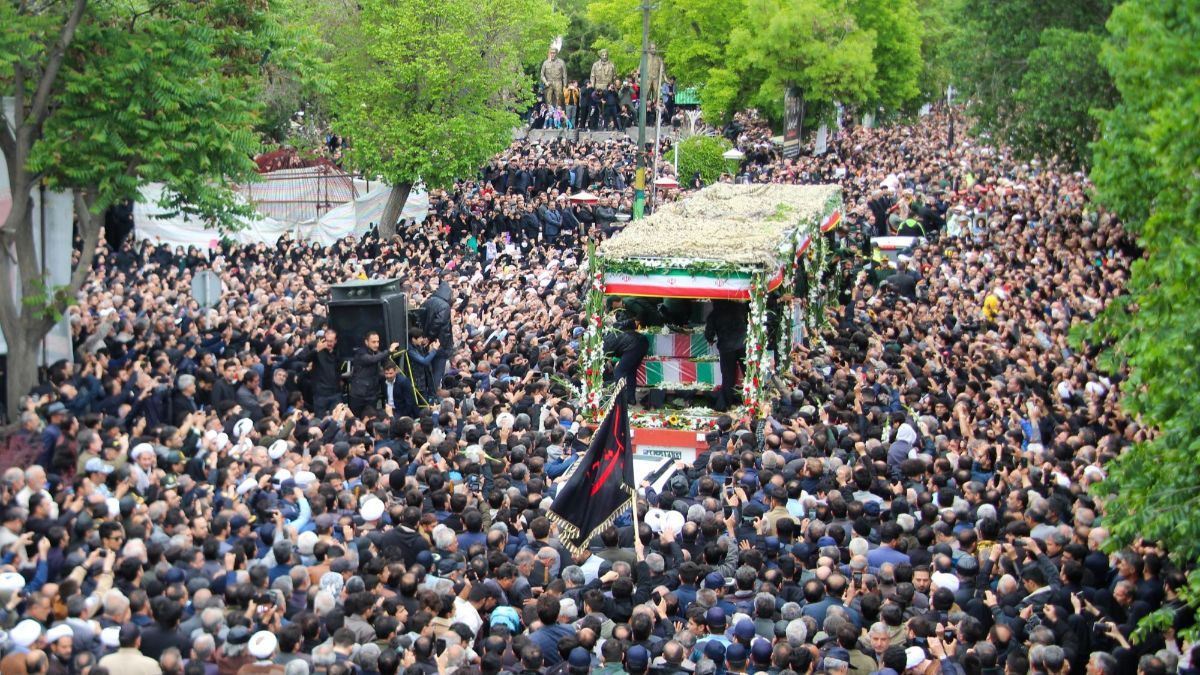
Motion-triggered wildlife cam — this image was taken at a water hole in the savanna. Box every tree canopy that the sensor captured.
[1080,0,1200,637]
[1,0,302,407]
[329,0,565,234]
[587,0,923,126]
[949,0,1114,168]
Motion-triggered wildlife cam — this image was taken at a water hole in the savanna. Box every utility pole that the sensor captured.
[633,0,651,220]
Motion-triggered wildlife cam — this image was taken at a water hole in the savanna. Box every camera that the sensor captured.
[943,629,956,642]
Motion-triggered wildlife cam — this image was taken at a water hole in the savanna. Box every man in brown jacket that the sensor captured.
[98,623,163,675]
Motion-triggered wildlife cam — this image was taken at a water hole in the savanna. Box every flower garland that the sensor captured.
[579,242,607,420]
[630,406,748,431]
[804,233,834,342]
[742,272,773,417]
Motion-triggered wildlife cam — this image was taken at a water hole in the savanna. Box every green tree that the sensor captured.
[848,0,924,110]
[331,0,565,236]
[587,0,746,87]
[703,0,878,125]
[555,0,619,84]
[675,135,732,187]
[1,0,292,412]
[949,0,1113,167]
[1011,29,1115,169]
[914,0,961,101]
[1080,0,1200,637]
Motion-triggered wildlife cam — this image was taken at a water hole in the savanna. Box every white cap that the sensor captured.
[100,626,121,648]
[496,412,515,430]
[274,469,293,483]
[294,471,317,488]
[237,477,258,496]
[269,440,289,460]
[248,631,278,659]
[644,509,664,533]
[297,531,318,556]
[663,510,685,534]
[905,646,928,670]
[214,433,230,451]
[131,442,155,460]
[11,619,42,647]
[0,572,25,593]
[931,571,960,593]
[46,625,73,644]
[360,497,384,522]
[234,418,254,439]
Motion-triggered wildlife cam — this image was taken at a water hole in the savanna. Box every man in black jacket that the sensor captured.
[421,280,455,397]
[307,330,343,416]
[604,319,649,405]
[210,360,240,410]
[705,300,749,411]
[349,331,399,416]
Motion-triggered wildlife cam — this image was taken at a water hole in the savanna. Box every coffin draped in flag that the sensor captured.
[547,398,635,555]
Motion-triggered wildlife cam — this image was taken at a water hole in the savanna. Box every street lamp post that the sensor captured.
[634,0,651,220]
[722,147,745,181]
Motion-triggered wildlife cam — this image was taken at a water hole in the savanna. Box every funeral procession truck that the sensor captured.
[577,183,843,465]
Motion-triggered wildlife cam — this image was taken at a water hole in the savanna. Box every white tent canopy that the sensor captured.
[133,182,428,250]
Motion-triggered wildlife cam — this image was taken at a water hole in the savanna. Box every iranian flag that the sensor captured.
[637,359,723,386]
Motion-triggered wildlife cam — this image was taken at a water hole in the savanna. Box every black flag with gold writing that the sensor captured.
[547,397,634,554]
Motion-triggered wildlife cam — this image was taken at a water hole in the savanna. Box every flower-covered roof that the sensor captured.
[597,183,842,268]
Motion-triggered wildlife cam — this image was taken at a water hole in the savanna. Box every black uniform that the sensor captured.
[705,300,749,411]
[604,326,650,405]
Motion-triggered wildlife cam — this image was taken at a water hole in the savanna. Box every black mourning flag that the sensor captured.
[547,397,634,555]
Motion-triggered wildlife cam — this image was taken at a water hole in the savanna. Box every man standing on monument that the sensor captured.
[590,49,617,92]
[540,47,568,107]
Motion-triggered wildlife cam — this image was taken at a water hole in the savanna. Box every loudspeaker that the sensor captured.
[327,279,408,362]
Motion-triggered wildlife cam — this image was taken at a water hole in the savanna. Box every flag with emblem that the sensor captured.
[547,392,635,555]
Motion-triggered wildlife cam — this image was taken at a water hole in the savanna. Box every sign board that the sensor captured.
[783,87,803,159]
[631,455,677,495]
[631,427,705,465]
[814,124,829,155]
[190,270,224,309]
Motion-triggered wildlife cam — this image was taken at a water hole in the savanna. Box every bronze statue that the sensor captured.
[540,47,568,107]
[644,42,666,106]
[589,48,617,92]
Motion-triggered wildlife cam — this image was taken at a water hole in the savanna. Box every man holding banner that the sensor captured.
[547,384,637,554]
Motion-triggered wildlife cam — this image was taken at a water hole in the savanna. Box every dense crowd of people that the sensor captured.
[0,106,1189,675]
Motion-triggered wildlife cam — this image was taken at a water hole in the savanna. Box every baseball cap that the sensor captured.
[705,607,727,629]
[626,645,650,670]
[751,638,773,663]
[733,618,755,640]
[703,640,726,662]
[704,572,726,589]
[725,643,748,666]
[568,647,590,668]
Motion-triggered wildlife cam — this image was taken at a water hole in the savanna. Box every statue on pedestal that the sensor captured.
[644,42,666,106]
[540,47,568,107]
[590,48,617,91]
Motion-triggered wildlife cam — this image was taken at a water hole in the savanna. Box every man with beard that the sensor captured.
[348,332,399,416]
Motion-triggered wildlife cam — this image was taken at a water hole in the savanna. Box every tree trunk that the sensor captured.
[3,330,39,424]
[377,181,413,239]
